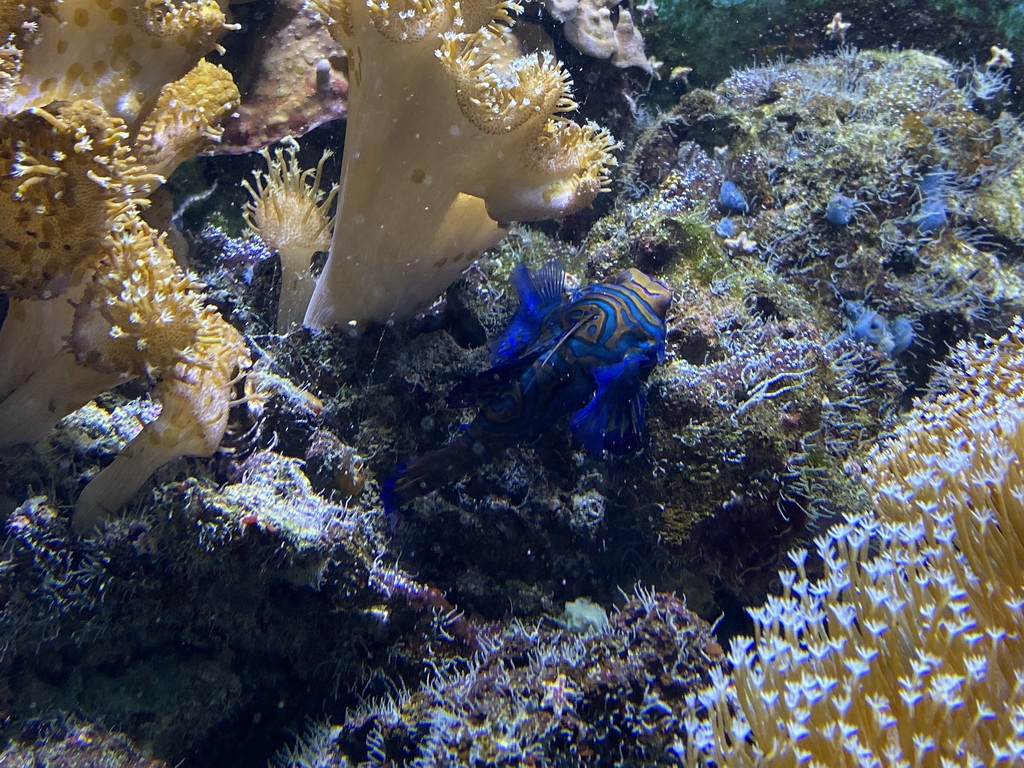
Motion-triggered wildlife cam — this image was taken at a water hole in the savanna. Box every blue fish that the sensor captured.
[384,261,672,510]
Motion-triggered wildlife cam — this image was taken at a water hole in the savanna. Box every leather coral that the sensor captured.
[243,138,337,333]
[304,0,618,327]
[0,101,154,445]
[2,0,240,183]
[0,0,248,531]
[71,215,251,533]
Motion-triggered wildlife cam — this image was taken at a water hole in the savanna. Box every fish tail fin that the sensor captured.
[382,438,482,514]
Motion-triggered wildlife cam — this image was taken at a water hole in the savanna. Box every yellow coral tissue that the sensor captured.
[304,0,618,327]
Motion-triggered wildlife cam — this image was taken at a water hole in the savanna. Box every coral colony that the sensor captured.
[2,0,1024,765]
[0,1,250,533]
[302,0,618,326]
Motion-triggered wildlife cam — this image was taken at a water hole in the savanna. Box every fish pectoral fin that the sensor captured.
[489,261,566,364]
[569,358,646,454]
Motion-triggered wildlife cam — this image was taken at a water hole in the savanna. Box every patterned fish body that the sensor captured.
[384,262,672,509]
[467,261,672,452]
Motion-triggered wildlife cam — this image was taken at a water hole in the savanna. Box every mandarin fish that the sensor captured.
[383,261,672,511]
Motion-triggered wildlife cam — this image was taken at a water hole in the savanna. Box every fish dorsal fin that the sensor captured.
[528,260,567,309]
[490,261,566,364]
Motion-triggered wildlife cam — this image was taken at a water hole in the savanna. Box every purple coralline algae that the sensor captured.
[274,590,724,767]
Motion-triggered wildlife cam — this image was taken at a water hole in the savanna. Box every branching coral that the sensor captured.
[243,138,337,332]
[304,0,617,327]
[684,320,1024,765]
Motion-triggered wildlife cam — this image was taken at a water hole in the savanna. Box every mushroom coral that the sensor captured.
[684,320,1024,766]
[304,0,617,327]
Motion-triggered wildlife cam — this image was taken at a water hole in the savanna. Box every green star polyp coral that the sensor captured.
[305,0,617,327]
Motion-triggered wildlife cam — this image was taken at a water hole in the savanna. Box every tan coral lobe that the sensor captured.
[134,58,240,181]
[4,0,234,121]
[70,215,210,378]
[73,313,251,534]
[305,0,616,327]
[0,101,150,299]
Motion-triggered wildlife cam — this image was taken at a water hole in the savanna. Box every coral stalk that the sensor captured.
[243,139,337,332]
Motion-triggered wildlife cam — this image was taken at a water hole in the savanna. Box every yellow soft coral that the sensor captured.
[0,0,248,528]
[0,204,252,531]
[0,101,154,417]
[73,310,251,533]
[242,138,337,332]
[0,0,240,184]
[0,98,250,530]
[134,58,240,181]
[864,317,1024,674]
[0,101,154,300]
[304,0,617,327]
[0,211,235,450]
[685,320,1024,766]
[70,215,214,379]
[0,35,20,102]
[0,211,244,452]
